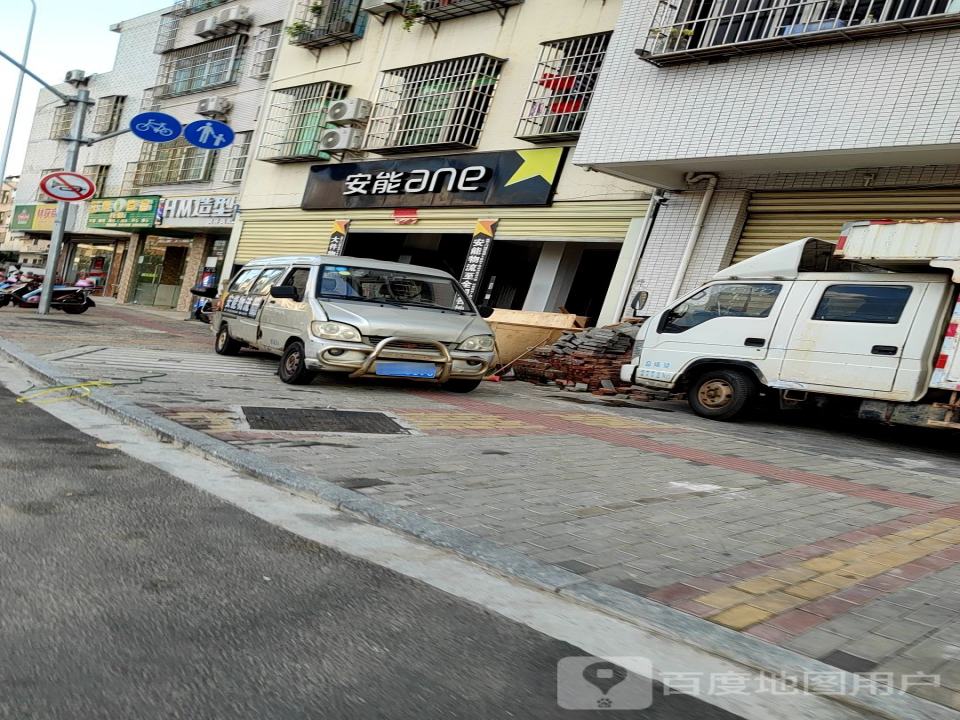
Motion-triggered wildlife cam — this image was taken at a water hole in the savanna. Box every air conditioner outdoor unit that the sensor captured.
[217,5,252,28]
[327,98,372,125]
[64,69,87,84]
[319,127,364,152]
[195,17,218,37]
[197,96,232,117]
[361,0,399,16]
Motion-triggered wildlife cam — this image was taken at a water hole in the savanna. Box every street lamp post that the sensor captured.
[0,0,37,183]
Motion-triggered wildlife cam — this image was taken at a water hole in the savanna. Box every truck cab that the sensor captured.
[622,237,957,422]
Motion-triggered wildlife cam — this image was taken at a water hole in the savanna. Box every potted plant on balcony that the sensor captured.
[309,2,324,16]
[647,26,694,53]
[286,19,310,39]
[402,1,424,31]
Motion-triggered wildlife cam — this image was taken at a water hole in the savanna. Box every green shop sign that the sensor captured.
[87,196,161,229]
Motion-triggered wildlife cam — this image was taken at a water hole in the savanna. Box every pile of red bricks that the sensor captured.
[513,324,639,392]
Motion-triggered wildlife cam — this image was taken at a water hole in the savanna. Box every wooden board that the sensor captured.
[488,309,581,329]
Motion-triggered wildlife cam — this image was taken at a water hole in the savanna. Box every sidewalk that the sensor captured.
[5,302,960,714]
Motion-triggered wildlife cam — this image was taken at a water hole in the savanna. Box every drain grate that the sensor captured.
[242,407,408,434]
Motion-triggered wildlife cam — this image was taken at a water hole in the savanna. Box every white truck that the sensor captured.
[621,220,960,429]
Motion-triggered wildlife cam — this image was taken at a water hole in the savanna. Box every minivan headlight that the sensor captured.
[458,335,495,352]
[311,321,361,342]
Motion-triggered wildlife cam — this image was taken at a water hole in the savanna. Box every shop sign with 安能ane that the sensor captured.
[301,148,567,210]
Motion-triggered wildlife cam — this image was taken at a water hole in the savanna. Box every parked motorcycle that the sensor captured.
[0,279,41,308]
[189,284,218,324]
[12,285,96,314]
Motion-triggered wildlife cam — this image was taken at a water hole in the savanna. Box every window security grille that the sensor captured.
[364,54,504,154]
[121,161,142,196]
[223,131,252,182]
[643,0,960,65]
[288,0,365,49]
[82,165,111,198]
[154,35,247,99]
[134,138,216,185]
[516,32,610,142]
[419,0,524,22]
[258,82,349,163]
[155,13,180,53]
[37,168,61,201]
[251,22,282,78]
[49,106,75,139]
[174,0,235,15]
[92,96,127,134]
[140,88,161,112]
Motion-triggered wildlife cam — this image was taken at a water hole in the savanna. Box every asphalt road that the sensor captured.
[0,386,743,720]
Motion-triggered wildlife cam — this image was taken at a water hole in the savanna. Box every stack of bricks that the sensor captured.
[513,324,639,392]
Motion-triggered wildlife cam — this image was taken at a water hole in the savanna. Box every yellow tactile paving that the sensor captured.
[691,518,960,630]
[544,413,666,430]
[397,412,539,431]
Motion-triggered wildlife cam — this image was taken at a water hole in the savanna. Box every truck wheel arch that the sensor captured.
[679,359,768,389]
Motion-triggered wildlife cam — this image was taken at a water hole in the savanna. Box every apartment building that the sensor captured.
[226,0,649,325]
[111,0,290,311]
[10,11,164,294]
[575,0,960,318]
[0,176,19,262]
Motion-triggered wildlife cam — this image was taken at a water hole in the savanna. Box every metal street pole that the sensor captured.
[39,82,90,315]
[0,0,37,183]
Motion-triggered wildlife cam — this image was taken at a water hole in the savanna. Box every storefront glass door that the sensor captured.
[133,238,189,308]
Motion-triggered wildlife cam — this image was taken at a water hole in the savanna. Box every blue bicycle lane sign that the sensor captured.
[183,119,235,150]
[129,112,182,143]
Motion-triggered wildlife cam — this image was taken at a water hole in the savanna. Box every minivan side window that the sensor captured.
[228,268,262,295]
[661,283,782,334]
[248,268,286,296]
[276,267,310,301]
[813,285,913,324]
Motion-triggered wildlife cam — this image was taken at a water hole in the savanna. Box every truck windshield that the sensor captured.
[317,265,471,312]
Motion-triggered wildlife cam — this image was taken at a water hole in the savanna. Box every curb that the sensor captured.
[2,336,956,720]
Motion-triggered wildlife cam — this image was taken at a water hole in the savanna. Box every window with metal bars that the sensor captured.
[154,35,247,99]
[174,0,235,15]
[418,0,524,22]
[36,168,60,201]
[134,138,216,185]
[287,0,366,49]
[223,131,252,182]
[92,96,126,134]
[516,32,610,142]
[250,22,282,78]
[364,54,504,154]
[49,106,75,139]
[258,82,349,163]
[82,165,110,198]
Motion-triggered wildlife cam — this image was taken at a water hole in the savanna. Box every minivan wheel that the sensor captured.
[215,324,241,356]
[688,369,756,421]
[442,378,483,393]
[279,341,316,385]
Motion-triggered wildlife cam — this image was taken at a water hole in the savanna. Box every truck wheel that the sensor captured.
[279,341,316,385]
[443,378,483,393]
[215,324,241,356]
[688,369,756,421]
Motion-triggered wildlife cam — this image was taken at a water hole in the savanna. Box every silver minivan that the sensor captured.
[212,255,497,392]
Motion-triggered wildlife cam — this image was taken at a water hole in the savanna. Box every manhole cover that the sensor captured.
[242,407,407,434]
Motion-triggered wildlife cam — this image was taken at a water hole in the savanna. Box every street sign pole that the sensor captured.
[39,84,91,315]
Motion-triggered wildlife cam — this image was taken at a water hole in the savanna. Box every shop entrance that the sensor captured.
[133,237,190,308]
[343,233,471,278]
[64,242,119,295]
[477,240,542,310]
[563,246,620,324]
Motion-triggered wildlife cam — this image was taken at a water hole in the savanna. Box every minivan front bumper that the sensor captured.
[308,336,495,382]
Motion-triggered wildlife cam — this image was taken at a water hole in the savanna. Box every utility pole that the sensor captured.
[0,0,36,184]
[39,77,91,314]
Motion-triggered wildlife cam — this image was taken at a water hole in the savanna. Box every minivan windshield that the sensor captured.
[317,265,471,312]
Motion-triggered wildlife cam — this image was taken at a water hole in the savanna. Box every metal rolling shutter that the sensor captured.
[735,188,960,263]
[234,200,647,262]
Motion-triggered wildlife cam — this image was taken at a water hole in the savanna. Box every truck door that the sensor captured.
[779,282,922,393]
[638,282,785,384]
[259,266,312,351]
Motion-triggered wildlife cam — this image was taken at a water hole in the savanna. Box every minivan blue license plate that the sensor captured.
[375,361,438,379]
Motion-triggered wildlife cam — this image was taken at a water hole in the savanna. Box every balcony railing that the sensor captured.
[288,0,366,48]
[173,0,235,16]
[640,0,960,66]
[418,0,524,22]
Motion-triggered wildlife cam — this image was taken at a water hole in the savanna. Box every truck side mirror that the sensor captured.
[630,290,649,313]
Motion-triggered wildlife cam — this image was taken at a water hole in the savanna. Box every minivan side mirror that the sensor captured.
[477,305,495,319]
[270,285,298,300]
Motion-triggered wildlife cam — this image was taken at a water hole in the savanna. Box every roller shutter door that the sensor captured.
[735,188,960,263]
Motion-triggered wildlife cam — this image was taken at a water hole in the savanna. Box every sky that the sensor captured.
[0,0,169,181]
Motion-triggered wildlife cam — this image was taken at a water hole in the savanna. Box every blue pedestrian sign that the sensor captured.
[184,119,235,150]
[129,112,182,143]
